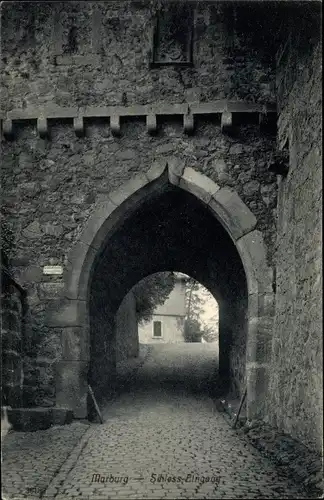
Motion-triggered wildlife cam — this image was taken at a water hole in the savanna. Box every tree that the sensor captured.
[202,323,218,343]
[184,277,219,343]
[133,272,176,324]
[183,317,203,343]
[185,277,203,322]
[184,277,204,342]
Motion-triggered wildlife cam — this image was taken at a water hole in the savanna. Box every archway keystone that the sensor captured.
[209,189,257,242]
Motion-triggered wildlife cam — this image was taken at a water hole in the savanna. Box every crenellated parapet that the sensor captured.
[1,100,276,140]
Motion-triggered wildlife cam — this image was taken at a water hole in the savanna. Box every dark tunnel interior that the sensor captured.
[89,183,248,406]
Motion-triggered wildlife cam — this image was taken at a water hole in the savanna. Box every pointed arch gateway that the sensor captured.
[48,160,274,421]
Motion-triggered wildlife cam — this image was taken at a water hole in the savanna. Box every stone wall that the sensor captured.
[218,284,247,398]
[1,257,26,407]
[1,1,278,408]
[1,127,276,406]
[266,5,322,453]
[0,2,276,112]
[115,290,138,362]
[1,2,321,443]
[227,297,248,398]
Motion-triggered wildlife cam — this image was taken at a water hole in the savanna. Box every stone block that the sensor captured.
[11,257,30,267]
[55,360,89,418]
[3,119,14,139]
[183,112,194,134]
[22,220,42,239]
[212,158,227,176]
[91,7,102,52]
[8,407,52,431]
[116,149,137,161]
[156,143,175,155]
[51,408,74,426]
[146,113,157,135]
[179,167,220,204]
[79,201,117,249]
[61,326,89,361]
[243,180,260,196]
[45,298,87,328]
[167,157,185,186]
[37,330,63,360]
[236,230,273,295]
[229,144,244,155]
[38,282,65,299]
[209,188,257,241]
[1,310,21,333]
[55,54,100,66]
[2,358,23,385]
[73,116,84,137]
[248,293,275,319]
[4,384,22,408]
[1,329,21,352]
[246,363,269,420]
[37,117,48,138]
[65,240,98,300]
[9,293,23,312]
[146,159,167,182]
[22,385,36,407]
[22,265,43,283]
[108,174,148,206]
[221,111,233,134]
[246,316,274,364]
[110,114,120,136]
[42,223,64,237]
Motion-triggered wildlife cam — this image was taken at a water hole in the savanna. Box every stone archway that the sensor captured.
[47,160,274,420]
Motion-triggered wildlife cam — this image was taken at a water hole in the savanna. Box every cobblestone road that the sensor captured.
[2,344,309,499]
[1,421,89,500]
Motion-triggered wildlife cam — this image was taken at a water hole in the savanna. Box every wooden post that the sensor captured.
[88,384,104,424]
[232,386,247,429]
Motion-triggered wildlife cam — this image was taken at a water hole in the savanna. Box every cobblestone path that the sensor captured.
[1,421,89,500]
[2,344,309,499]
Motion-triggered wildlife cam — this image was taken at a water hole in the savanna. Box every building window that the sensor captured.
[151,3,194,67]
[153,320,162,338]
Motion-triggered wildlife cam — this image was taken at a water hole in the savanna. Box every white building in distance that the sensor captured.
[138,273,188,344]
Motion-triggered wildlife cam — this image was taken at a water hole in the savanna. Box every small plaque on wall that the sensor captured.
[151,3,194,67]
[43,265,63,275]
